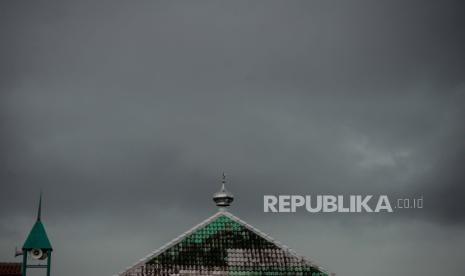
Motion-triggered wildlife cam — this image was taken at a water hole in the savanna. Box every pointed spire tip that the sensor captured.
[37,191,42,222]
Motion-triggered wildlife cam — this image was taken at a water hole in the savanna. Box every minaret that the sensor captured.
[21,192,53,276]
[212,173,234,211]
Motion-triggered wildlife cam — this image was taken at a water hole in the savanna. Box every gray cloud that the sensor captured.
[1,1,464,276]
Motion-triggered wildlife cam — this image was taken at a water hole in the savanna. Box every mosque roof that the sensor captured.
[116,176,329,276]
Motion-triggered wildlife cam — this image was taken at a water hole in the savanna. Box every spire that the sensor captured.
[23,191,52,250]
[221,172,226,190]
[37,191,42,222]
[213,173,234,209]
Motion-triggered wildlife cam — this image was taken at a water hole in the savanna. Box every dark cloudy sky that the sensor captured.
[1,1,465,275]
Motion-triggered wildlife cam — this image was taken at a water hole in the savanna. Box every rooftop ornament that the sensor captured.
[212,173,234,209]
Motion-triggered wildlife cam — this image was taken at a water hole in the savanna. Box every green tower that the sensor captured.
[21,193,53,276]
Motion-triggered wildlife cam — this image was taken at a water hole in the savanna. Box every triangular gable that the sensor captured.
[22,221,52,250]
[116,211,328,276]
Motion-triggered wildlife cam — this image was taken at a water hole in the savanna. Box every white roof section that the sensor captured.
[114,210,328,276]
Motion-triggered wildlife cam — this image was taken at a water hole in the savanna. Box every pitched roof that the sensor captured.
[23,193,52,250]
[116,211,328,276]
[0,263,21,276]
[22,220,52,250]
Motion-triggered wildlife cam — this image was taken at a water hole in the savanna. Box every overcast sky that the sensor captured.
[1,1,464,276]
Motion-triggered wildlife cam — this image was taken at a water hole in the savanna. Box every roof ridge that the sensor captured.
[115,211,224,276]
[221,211,326,272]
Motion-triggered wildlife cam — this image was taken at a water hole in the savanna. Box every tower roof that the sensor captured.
[22,193,52,250]
[22,221,52,250]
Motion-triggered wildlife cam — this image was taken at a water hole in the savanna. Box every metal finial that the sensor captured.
[213,173,234,208]
[37,191,42,222]
[221,172,226,190]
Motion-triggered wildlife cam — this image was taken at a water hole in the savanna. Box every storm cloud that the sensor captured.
[1,1,464,276]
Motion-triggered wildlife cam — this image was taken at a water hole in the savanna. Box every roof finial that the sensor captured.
[213,172,234,209]
[221,172,226,190]
[37,190,42,222]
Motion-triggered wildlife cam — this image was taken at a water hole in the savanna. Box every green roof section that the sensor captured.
[144,214,326,275]
[22,192,53,250]
[22,221,52,250]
